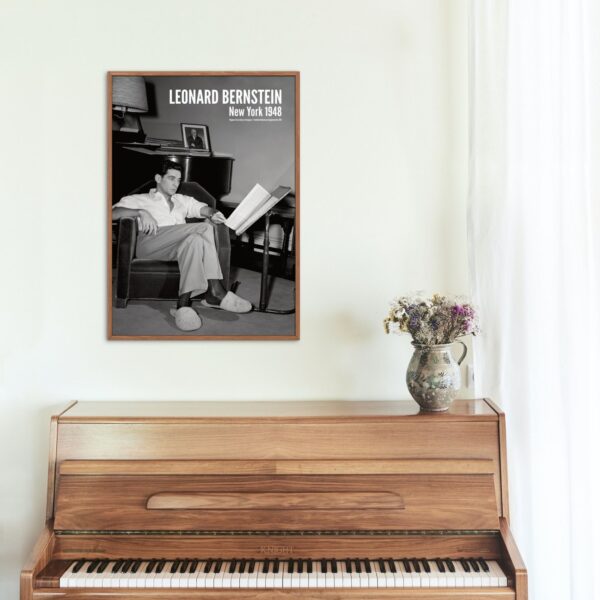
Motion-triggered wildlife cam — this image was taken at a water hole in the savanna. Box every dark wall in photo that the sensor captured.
[141,76,296,203]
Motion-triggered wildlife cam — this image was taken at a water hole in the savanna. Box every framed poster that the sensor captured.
[108,72,299,340]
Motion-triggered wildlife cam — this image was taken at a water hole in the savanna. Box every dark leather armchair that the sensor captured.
[113,181,230,308]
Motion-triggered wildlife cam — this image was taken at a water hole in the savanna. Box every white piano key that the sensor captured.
[59,561,77,588]
[220,561,233,588]
[265,561,275,588]
[229,562,241,588]
[155,561,174,588]
[489,560,507,587]
[383,561,396,588]
[315,561,326,587]
[332,561,341,588]
[273,561,284,588]
[254,561,266,588]
[213,562,227,588]
[180,561,197,588]
[372,561,385,588]
[425,560,438,587]
[238,563,250,588]
[137,561,152,588]
[460,561,475,587]
[98,561,114,587]
[281,561,292,588]
[308,561,318,588]
[449,561,463,587]
[365,561,377,587]
[195,562,207,588]
[468,560,483,587]
[298,561,309,588]
[204,562,218,588]
[246,562,258,588]
[431,561,446,587]
[390,560,404,587]
[124,562,142,588]
[142,563,157,589]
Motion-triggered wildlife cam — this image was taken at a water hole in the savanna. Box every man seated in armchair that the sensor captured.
[112,159,252,331]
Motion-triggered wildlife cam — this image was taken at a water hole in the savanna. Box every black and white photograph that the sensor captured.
[109,72,299,339]
[181,123,210,151]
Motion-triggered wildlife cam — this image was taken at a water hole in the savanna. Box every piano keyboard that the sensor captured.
[60,557,508,588]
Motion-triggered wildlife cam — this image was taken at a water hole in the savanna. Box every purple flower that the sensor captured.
[452,304,466,316]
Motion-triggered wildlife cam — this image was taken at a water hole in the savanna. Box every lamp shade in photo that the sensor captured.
[112,76,148,113]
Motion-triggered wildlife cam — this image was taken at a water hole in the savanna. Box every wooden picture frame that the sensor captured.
[181,123,211,152]
[108,72,300,340]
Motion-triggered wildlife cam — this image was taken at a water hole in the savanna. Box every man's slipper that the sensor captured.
[169,307,202,331]
[200,291,253,313]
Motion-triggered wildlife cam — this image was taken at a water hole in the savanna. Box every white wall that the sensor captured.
[0,0,468,596]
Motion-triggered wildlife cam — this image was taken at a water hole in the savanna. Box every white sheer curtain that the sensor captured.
[468,1,600,599]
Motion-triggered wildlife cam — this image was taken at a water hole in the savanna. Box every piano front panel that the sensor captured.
[54,472,499,532]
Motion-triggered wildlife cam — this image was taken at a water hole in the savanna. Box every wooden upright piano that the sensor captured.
[21,399,527,599]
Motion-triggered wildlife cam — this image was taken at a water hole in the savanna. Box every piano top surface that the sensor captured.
[59,399,499,422]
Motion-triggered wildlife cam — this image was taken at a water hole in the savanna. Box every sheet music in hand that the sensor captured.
[225,184,292,236]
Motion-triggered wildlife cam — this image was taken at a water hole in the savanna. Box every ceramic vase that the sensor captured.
[406,341,468,411]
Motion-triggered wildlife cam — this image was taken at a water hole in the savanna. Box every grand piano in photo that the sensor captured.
[21,399,527,599]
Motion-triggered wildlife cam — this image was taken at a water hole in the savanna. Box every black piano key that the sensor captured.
[156,559,166,573]
[307,560,313,574]
[460,558,471,572]
[345,559,352,573]
[121,559,133,573]
[402,559,412,573]
[320,559,327,573]
[353,559,361,574]
[387,558,397,573]
[469,558,480,572]
[248,559,256,573]
[363,559,371,574]
[239,559,246,574]
[204,559,213,574]
[262,560,270,574]
[411,558,421,573]
[229,560,238,574]
[378,558,387,573]
[131,559,142,573]
[72,559,86,573]
[478,558,490,572]
[420,558,431,573]
[145,559,156,574]
[436,558,446,573]
[170,559,180,574]
[97,560,109,574]
[179,559,189,574]
[86,559,100,573]
[298,559,304,574]
[273,559,280,574]
[214,560,223,573]
[189,559,198,573]
[111,559,123,574]
[445,558,455,572]
[330,559,338,574]
[287,559,294,573]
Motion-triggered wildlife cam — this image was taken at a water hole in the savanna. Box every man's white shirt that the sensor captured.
[114,189,208,227]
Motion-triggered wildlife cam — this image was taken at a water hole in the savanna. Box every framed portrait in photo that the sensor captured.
[181,123,211,152]
[108,71,299,340]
